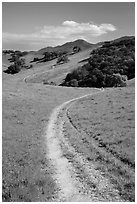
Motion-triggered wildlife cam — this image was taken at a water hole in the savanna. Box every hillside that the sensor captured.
[25,49,92,85]
[37,39,94,54]
[2,36,135,87]
[61,36,135,88]
[2,39,97,74]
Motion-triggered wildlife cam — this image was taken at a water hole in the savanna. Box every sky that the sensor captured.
[2,2,135,51]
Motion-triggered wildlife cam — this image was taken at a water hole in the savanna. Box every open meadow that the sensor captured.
[65,79,135,201]
[2,66,95,201]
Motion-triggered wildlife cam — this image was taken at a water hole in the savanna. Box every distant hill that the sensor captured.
[3,36,135,81]
[2,39,101,66]
[32,36,135,55]
[108,35,135,44]
[37,39,95,54]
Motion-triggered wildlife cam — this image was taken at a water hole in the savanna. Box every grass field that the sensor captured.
[66,81,135,201]
[2,67,95,201]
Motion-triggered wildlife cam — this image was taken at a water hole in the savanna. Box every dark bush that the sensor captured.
[4,58,25,74]
[31,57,40,62]
[4,64,21,74]
[73,46,81,53]
[69,79,78,87]
[57,55,69,64]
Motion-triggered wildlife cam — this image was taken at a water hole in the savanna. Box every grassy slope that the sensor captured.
[37,39,93,54]
[21,53,44,66]
[26,49,92,85]
[2,65,95,201]
[66,82,135,201]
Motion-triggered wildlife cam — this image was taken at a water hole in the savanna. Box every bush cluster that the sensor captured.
[4,57,25,74]
[31,46,80,64]
[31,51,68,63]
[4,52,32,74]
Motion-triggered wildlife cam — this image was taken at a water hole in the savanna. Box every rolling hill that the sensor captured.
[2,36,135,87]
[37,39,95,54]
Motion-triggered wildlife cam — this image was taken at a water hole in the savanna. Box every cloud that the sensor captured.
[40,21,116,38]
[63,20,79,26]
[3,20,116,50]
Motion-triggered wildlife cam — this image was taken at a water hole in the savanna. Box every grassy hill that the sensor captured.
[25,49,92,85]
[2,36,135,87]
[37,39,95,54]
[2,39,97,75]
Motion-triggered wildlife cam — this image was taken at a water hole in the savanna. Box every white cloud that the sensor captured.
[62,20,79,26]
[100,24,116,32]
[3,20,116,50]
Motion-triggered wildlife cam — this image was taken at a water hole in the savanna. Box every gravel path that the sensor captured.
[45,92,123,202]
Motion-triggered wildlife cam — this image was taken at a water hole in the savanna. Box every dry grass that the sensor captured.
[2,54,11,71]
[67,83,135,201]
[2,67,94,201]
[26,49,92,85]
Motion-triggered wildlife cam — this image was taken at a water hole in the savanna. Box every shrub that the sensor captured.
[31,57,40,62]
[4,64,20,74]
[73,46,81,53]
[105,73,127,87]
[69,79,78,87]
[57,55,69,64]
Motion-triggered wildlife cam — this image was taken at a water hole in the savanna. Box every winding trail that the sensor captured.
[45,91,123,202]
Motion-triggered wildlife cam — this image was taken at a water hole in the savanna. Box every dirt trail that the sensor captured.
[45,92,123,202]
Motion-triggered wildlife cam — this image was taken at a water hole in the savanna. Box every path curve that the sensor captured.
[44,90,123,202]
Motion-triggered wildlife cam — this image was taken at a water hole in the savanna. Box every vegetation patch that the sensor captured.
[61,36,135,88]
[3,51,32,74]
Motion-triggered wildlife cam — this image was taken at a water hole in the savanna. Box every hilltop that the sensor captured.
[37,39,95,54]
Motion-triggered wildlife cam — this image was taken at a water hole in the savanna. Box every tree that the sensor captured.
[73,46,81,53]
[32,57,39,62]
[57,55,69,64]
[4,58,25,74]
[105,73,126,87]
[4,64,20,74]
